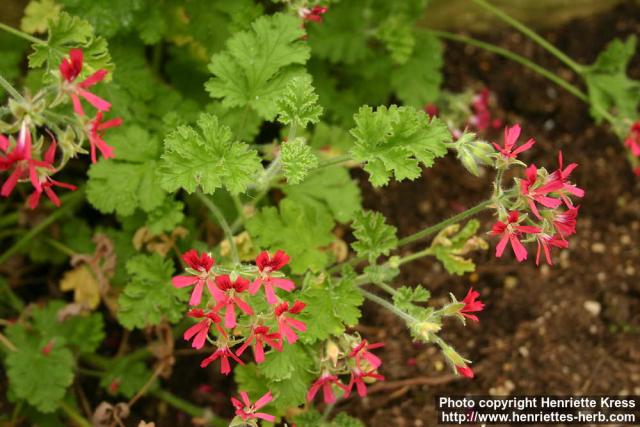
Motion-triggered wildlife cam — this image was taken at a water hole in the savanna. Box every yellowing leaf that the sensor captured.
[21,0,61,34]
[60,266,101,309]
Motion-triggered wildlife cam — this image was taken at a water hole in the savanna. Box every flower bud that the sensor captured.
[325,339,341,367]
[411,320,442,341]
[451,132,495,176]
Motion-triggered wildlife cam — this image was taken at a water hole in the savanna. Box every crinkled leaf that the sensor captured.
[205,13,311,120]
[117,254,189,329]
[21,0,61,34]
[377,16,415,64]
[281,138,318,185]
[350,105,450,186]
[146,199,185,235]
[246,197,335,274]
[100,356,153,398]
[6,324,74,413]
[430,220,487,275]
[351,210,398,259]
[583,36,640,123]
[159,113,262,195]
[276,75,323,128]
[282,166,361,223]
[87,125,166,216]
[393,285,431,315]
[260,344,313,381]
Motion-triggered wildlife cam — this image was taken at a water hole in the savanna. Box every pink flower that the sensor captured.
[535,234,569,266]
[249,250,295,304]
[0,122,52,197]
[469,89,501,131]
[86,112,122,163]
[520,164,563,219]
[492,124,535,159]
[183,309,224,349]
[59,49,111,116]
[211,275,253,328]
[552,206,579,237]
[27,141,76,209]
[236,325,282,363]
[171,250,216,306]
[299,6,328,23]
[551,151,584,205]
[307,373,348,404]
[200,345,244,375]
[344,369,385,398]
[274,300,306,344]
[490,211,541,262]
[456,364,474,378]
[625,122,640,157]
[349,340,384,370]
[231,391,275,423]
[460,287,485,322]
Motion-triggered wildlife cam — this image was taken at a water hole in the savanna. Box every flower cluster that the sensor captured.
[172,249,305,375]
[0,49,121,208]
[489,125,584,265]
[624,121,640,176]
[307,335,385,404]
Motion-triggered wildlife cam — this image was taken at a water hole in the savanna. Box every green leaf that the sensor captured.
[351,210,398,259]
[309,122,353,153]
[281,138,318,185]
[87,125,167,216]
[350,105,451,186]
[31,300,105,354]
[298,269,363,343]
[276,75,323,128]
[29,12,113,80]
[333,413,366,427]
[206,102,262,142]
[260,344,313,381]
[146,199,185,235]
[393,285,431,314]
[391,31,443,107]
[117,254,189,329]
[282,166,362,223]
[21,0,61,34]
[246,197,335,274]
[100,356,153,398]
[583,36,640,123]
[159,113,262,195]
[430,220,487,275]
[6,324,74,413]
[376,16,415,64]
[205,13,311,120]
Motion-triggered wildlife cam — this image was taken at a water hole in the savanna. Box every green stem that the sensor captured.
[470,0,583,75]
[0,188,85,265]
[0,212,19,228]
[196,192,239,265]
[58,401,92,427]
[0,22,43,45]
[45,237,76,257]
[372,281,398,296]
[396,247,434,267]
[0,73,25,102]
[360,288,417,324]
[316,153,351,170]
[151,389,228,427]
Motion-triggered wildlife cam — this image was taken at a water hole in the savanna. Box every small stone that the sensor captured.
[434,360,444,371]
[620,235,631,245]
[504,276,518,289]
[597,272,607,283]
[518,346,530,358]
[591,243,606,254]
[583,300,601,317]
[625,265,635,276]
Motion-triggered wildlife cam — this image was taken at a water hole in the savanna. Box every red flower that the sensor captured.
[520,164,563,219]
[307,373,348,404]
[625,122,640,157]
[469,89,501,131]
[236,325,282,364]
[460,287,485,322]
[172,250,216,306]
[200,345,244,375]
[59,49,111,116]
[349,340,384,370]
[86,112,122,163]
[0,122,52,197]
[424,103,439,118]
[492,124,535,159]
[456,364,474,378]
[490,211,541,262]
[299,6,328,23]
[183,309,224,349]
[27,141,76,209]
[231,391,275,423]
[210,275,253,328]
[551,151,584,205]
[344,369,385,398]
[274,300,306,344]
[535,234,569,266]
[249,250,295,304]
[552,206,579,237]
[634,167,640,177]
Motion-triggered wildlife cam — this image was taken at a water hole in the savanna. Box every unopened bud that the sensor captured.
[411,320,441,341]
[442,302,465,316]
[325,339,341,367]
[452,132,495,176]
[441,343,466,367]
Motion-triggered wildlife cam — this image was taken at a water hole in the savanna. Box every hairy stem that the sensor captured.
[316,153,352,170]
[196,192,239,265]
[360,289,417,324]
[0,73,25,102]
[151,389,228,427]
[0,22,43,45]
[58,401,92,427]
[395,247,434,267]
[470,0,583,74]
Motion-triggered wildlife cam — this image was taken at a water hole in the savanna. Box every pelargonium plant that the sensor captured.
[1,0,630,425]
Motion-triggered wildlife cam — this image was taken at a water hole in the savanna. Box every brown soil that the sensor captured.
[336,2,640,426]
